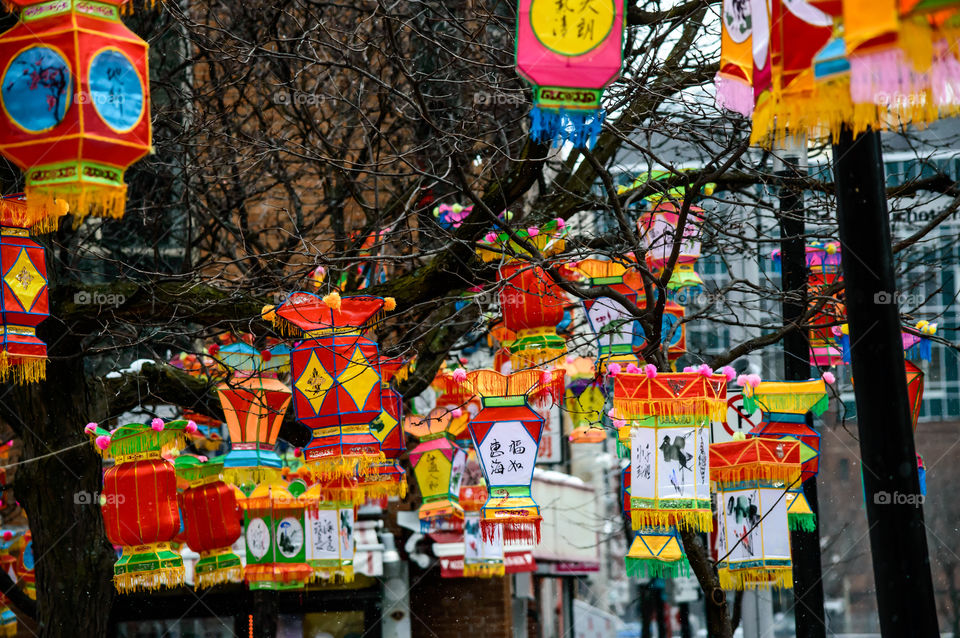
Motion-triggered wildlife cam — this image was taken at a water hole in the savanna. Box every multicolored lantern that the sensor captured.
[11,531,32,600]
[0,0,151,221]
[638,202,705,293]
[304,478,357,583]
[239,480,312,590]
[271,292,394,478]
[405,409,468,533]
[570,260,643,369]
[711,437,801,590]
[218,376,292,485]
[0,530,20,637]
[564,356,607,443]
[0,196,49,383]
[373,356,406,461]
[614,372,725,531]
[87,419,191,592]
[905,360,924,430]
[175,456,243,589]
[462,484,505,578]
[465,369,564,544]
[625,528,690,578]
[786,489,816,532]
[741,378,827,482]
[516,0,624,146]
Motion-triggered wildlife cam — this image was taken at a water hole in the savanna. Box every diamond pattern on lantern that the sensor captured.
[4,249,44,311]
[294,350,335,414]
[336,346,380,411]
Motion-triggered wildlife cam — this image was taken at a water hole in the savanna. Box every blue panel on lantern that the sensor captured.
[89,49,144,132]
[1,46,72,132]
[21,539,33,570]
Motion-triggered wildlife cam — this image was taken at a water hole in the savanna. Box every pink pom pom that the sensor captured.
[626,363,640,374]
[736,374,748,386]
[151,418,165,432]
[607,363,622,376]
[294,448,302,458]
[451,408,463,418]
[197,455,209,463]
[683,366,695,373]
[644,364,658,378]
[565,355,576,364]
[822,371,836,384]
[2,532,11,541]
[607,408,616,418]
[185,420,198,434]
[698,364,713,377]
[541,369,553,384]
[747,374,762,388]
[95,435,111,450]
[84,422,97,434]
[613,419,626,428]
[527,227,539,237]
[452,368,467,383]
[555,218,566,229]
[484,232,497,243]
[720,366,737,382]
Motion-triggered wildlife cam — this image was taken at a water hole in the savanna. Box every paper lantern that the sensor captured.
[373,356,406,462]
[711,437,800,589]
[638,203,704,293]
[465,369,564,545]
[218,376,292,485]
[742,379,827,481]
[516,0,623,146]
[566,370,607,443]
[406,409,468,533]
[0,196,49,383]
[462,484,505,578]
[304,478,357,583]
[786,488,816,532]
[239,480,312,590]
[175,456,243,589]
[614,372,725,532]
[570,259,643,369]
[431,364,478,436]
[715,0,755,115]
[0,0,151,221]
[625,528,689,578]
[272,292,393,478]
[216,341,290,376]
[88,420,192,592]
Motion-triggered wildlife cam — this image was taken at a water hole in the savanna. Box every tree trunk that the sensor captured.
[680,529,732,638]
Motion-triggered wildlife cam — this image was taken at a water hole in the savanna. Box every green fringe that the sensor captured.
[617,440,629,459]
[625,557,691,579]
[789,512,817,532]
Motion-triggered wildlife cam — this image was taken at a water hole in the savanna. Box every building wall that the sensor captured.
[409,566,513,638]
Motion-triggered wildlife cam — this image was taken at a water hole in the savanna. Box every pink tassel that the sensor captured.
[555,218,566,230]
[720,366,736,382]
[607,408,616,418]
[84,422,97,434]
[822,371,836,385]
[643,364,658,378]
[613,419,626,428]
[527,227,539,237]
[451,408,463,418]
[452,368,467,383]
[484,232,497,243]
[151,418,165,432]
[747,374,762,388]
[95,435,111,450]
[185,420,198,434]
[698,364,713,377]
[626,363,640,374]
[607,363,622,376]
[736,374,748,387]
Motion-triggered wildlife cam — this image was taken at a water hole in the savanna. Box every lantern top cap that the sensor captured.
[85,419,191,460]
[0,194,67,233]
[612,372,728,421]
[271,292,390,335]
[174,454,224,482]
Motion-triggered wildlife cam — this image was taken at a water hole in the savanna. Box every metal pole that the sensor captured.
[776,142,827,638]
[832,127,939,637]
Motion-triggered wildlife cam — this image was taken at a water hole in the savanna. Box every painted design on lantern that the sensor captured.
[246,517,270,560]
[88,48,145,133]
[295,350,334,411]
[657,426,698,498]
[726,490,760,557]
[2,46,72,133]
[4,250,44,311]
[450,448,467,495]
[309,510,338,557]
[276,517,304,558]
[338,508,353,556]
[587,297,635,349]
[634,442,652,480]
[723,0,752,42]
[480,422,536,487]
[529,0,616,56]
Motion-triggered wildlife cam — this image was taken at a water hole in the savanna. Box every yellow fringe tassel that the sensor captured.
[712,465,801,486]
[310,564,355,584]
[195,565,243,589]
[359,478,407,500]
[613,399,725,423]
[900,17,934,73]
[113,565,185,593]
[463,563,505,578]
[26,184,127,226]
[0,354,46,384]
[718,566,793,591]
[222,465,282,488]
[631,509,713,533]
[304,452,385,480]
[510,347,567,370]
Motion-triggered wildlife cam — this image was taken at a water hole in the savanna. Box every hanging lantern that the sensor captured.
[462,484,505,578]
[0,0,151,221]
[0,196,49,383]
[785,489,816,532]
[614,371,725,531]
[0,530,19,637]
[715,0,755,115]
[175,456,243,589]
[570,260,644,369]
[87,419,191,592]
[564,356,607,443]
[711,436,801,590]
[11,531,33,600]
[465,369,564,545]
[373,356,406,461]
[742,378,827,482]
[216,340,291,377]
[905,360,924,430]
[637,202,705,293]
[625,528,690,578]
[633,299,686,361]
[271,292,394,479]
[239,480,312,590]
[431,363,478,437]
[304,478,357,583]
[218,376,292,485]
[405,409,468,533]
[516,0,624,147]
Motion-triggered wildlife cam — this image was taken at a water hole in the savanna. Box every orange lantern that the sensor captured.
[218,376,292,485]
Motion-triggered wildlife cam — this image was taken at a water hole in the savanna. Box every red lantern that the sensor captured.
[497,263,568,368]
[0,0,151,221]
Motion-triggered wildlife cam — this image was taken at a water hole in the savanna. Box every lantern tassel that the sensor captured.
[710,465,801,485]
[624,557,690,580]
[480,518,541,546]
[194,550,244,589]
[26,184,128,226]
[309,562,355,584]
[718,566,794,591]
[463,562,505,578]
[530,107,604,149]
[789,511,817,532]
[630,509,713,533]
[303,452,386,481]
[0,354,45,384]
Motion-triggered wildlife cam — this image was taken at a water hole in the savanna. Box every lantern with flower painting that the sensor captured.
[270,292,395,480]
[711,437,801,590]
[304,478,358,583]
[0,0,151,222]
[464,369,564,544]
[613,371,726,532]
[86,419,192,592]
[175,456,244,589]
[477,220,568,368]
[405,409,468,533]
[240,480,312,590]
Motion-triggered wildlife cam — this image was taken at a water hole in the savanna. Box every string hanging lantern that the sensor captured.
[625,527,690,578]
[613,370,726,532]
[175,456,244,589]
[218,374,292,486]
[239,480,312,590]
[564,357,606,443]
[462,484,505,578]
[0,0,151,221]
[270,292,395,480]
[464,369,564,545]
[86,419,191,592]
[361,356,408,500]
[637,202,705,294]
[711,436,801,590]
[405,409,469,533]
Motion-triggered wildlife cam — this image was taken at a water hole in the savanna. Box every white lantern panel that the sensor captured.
[307,509,340,561]
[478,421,538,487]
[630,426,656,500]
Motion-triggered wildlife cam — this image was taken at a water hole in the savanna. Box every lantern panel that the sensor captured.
[716,483,792,590]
